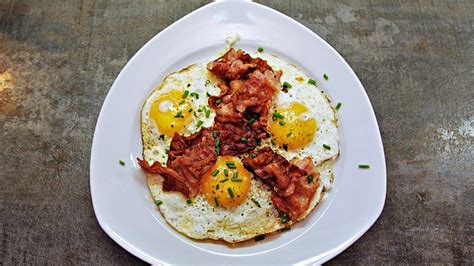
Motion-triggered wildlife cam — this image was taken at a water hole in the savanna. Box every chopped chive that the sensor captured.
[335,102,342,110]
[214,99,221,105]
[220,178,228,183]
[155,200,163,206]
[190,92,199,99]
[215,139,221,155]
[182,90,189,99]
[255,235,265,241]
[283,81,293,88]
[212,131,219,138]
[212,169,220,176]
[205,80,210,86]
[359,164,370,169]
[206,92,211,97]
[240,137,247,143]
[250,153,257,158]
[227,187,234,199]
[272,112,285,120]
[278,211,289,224]
[214,197,219,207]
[216,184,220,190]
[165,149,169,154]
[188,108,193,113]
[174,111,184,118]
[270,139,276,146]
[282,144,288,151]
[279,120,286,126]
[251,198,261,207]
[205,109,211,118]
[186,199,193,205]
[257,47,264,52]
[323,144,331,150]
[159,134,165,141]
[286,132,292,137]
[256,139,262,145]
[119,160,125,166]
[307,175,314,183]
[224,169,229,177]
[226,161,236,169]
[196,120,204,128]
[248,117,256,125]
[323,73,329,80]
[232,171,238,179]
[231,179,243,182]
[308,79,317,85]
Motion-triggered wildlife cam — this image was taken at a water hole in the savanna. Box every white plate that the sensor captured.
[90,1,386,264]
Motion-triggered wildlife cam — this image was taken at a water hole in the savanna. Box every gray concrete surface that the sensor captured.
[1,0,472,264]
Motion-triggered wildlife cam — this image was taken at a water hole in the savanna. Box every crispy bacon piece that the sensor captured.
[207,49,273,81]
[207,49,282,155]
[138,129,217,197]
[243,148,319,221]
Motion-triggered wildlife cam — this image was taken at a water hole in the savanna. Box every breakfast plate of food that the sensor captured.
[90,1,386,264]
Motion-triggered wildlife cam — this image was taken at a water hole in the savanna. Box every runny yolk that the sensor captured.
[268,102,317,150]
[149,89,193,137]
[200,156,252,209]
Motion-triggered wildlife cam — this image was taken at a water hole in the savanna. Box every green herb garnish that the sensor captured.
[250,153,257,158]
[359,164,370,169]
[323,73,329,80]
[270,139,276,146]
[257,47,264,52]
[214,197,219,207]
[308,79,317,85]
[174,111,184,118]
[119,160,125,166]
[182,90,189,99]
[226,161,236,169]
[232,171,238,179]
[155,200,163,206]
[335,102,342,110]
[279,120,286,126]
[159,134,165,141]
[307,175,314,183]
[224,169,229,177]
[215,139,221,155]
[227,187,235,199]
[212,130,219,138]
[283,81,293,88]
[214,99,221,105]
[272,112,285,120]
[205,109,211,118]
[212,169,220,176]
[196,120,204,128]
[186,199,193,205]
[248,117,256,125]
[251,198,261,207]
[190,92,199,99]
[278,211,289,224]
[220,178,228,183]
[323,144,331,150]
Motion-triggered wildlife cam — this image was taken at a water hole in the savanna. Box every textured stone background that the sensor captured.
[1,0,472,264]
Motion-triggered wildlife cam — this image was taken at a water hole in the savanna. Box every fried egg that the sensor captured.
[141,63,220,165]
[146,157,334,242]
[249,52,340,165]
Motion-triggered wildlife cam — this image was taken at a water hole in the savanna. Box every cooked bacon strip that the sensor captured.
[207,49,273,81]
[243,148,319,221]
[207,49,282,155]
[139,129,217,197]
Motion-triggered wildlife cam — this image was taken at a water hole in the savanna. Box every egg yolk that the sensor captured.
[149,89,193,136]
[268,102,317,150]
[200,156,252,209]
